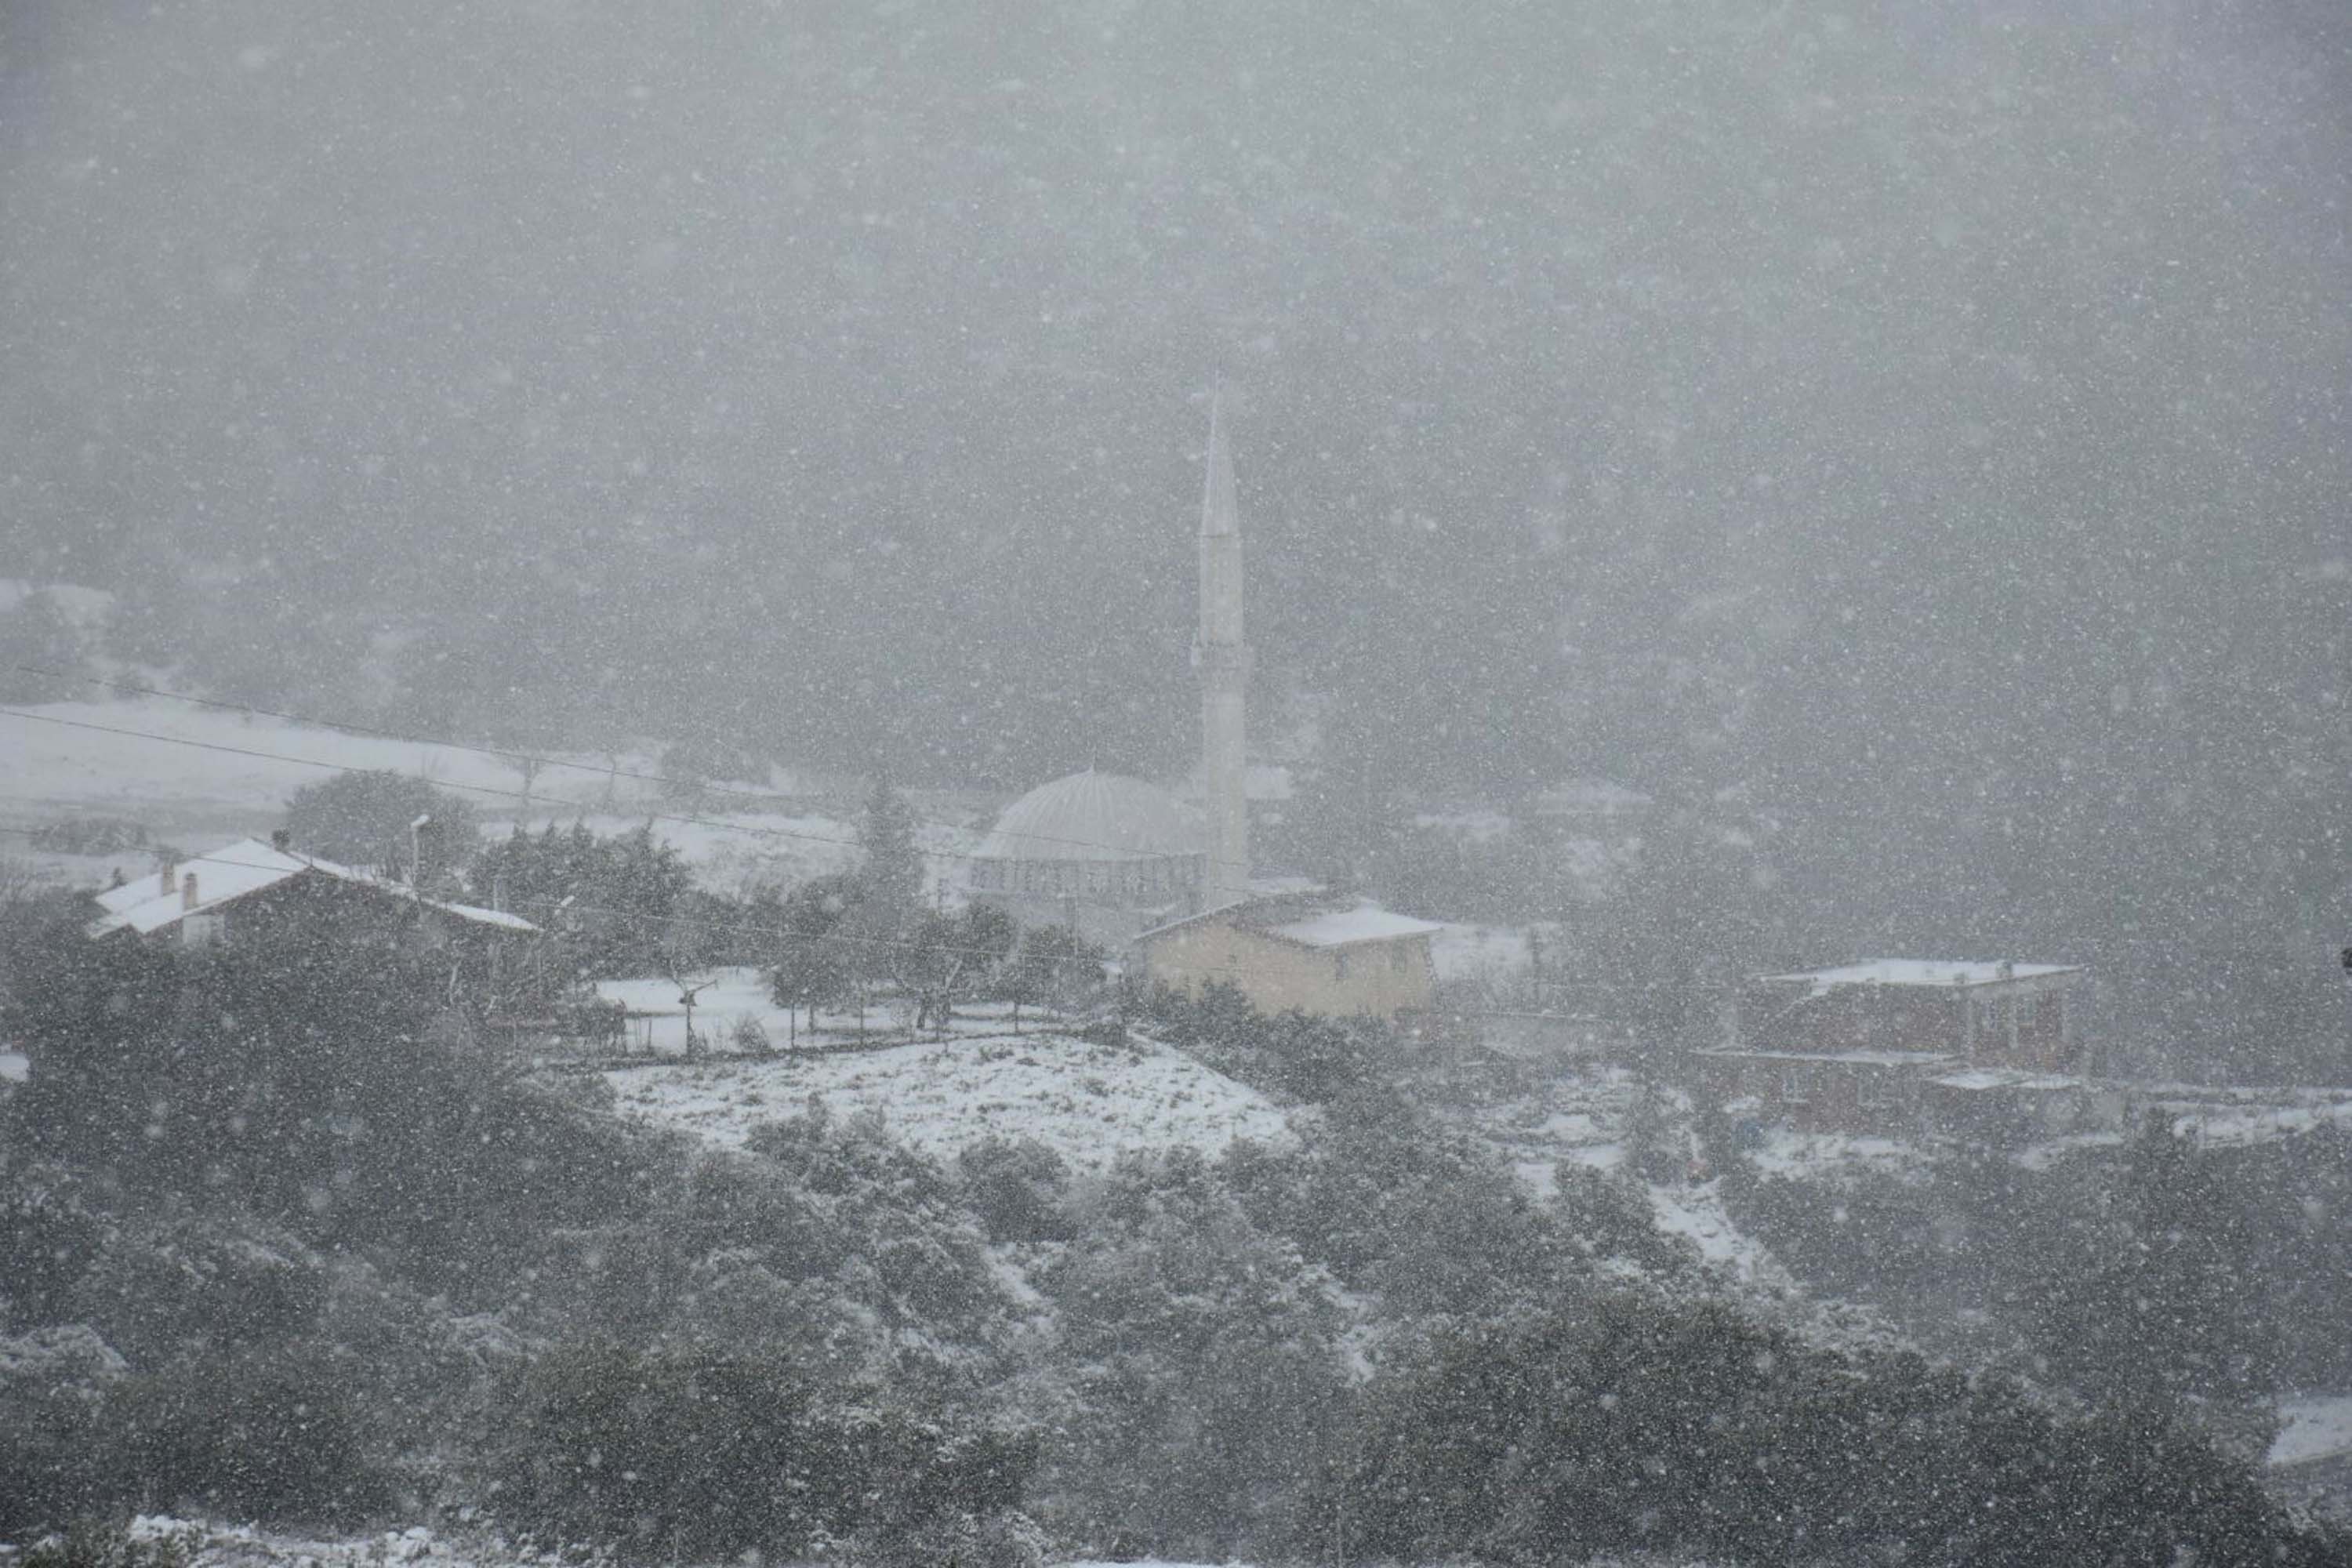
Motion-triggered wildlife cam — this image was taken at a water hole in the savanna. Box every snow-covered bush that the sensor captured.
[1036,1146,1349,1560]
[102,1345,384,1522]
[481,1340,1037,1563]
[1319,1290,2339,1566]
[956,1136,1072,1244]
[15,1520,193,1568]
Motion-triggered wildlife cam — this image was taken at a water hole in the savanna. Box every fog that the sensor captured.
[10,8,2352,1562]
[4,0,2347,1061]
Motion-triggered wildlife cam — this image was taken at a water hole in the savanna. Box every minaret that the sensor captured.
[1194,383,1251,906]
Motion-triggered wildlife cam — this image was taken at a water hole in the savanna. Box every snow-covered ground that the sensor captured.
[2272,1395,2352,1468]
[1750,1130,1934,1184]
[0,697,982,899]
[0,698,662,825]
[1450,1068,1798,1289]
[2158,1091,2352,1149]
[601,1025,1292,1173]
[82,1519,1239,1568]
[1431,921,1537,983]
[1647,1182,1784,1283]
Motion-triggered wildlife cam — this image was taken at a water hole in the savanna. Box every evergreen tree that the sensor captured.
[770,873,858,1036]
[997,923,1105,1033]
[0,589,87,702]
[896,903,1016,1034]
[2032,1113,2282,1434]
[281,771,480,887]
[856,775,924,916]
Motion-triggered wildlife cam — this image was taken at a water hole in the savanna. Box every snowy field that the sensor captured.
[0,697,980,898]
[601,1025,1293,1173]
[0,698,663,826]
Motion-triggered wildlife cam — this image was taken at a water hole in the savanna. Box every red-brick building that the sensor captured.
[1697,959,2089,1134]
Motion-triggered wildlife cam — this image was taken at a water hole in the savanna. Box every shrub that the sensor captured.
[0,1159,111,1330]
[17,1521,194,1568]
[67,1216,327,1368]
[1313,1292,2339,1567]
[105,1346,383,1523]
[484,1341,1036,1562]
[1039,1148,1350,1559]
[958,1136,1072,1243]
[0,1327,125,1534]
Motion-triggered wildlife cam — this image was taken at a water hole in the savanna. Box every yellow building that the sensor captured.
[1134,895,1443,1018]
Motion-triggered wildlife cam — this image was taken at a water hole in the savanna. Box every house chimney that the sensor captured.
[181,871,198,911]
[156,849,178,897]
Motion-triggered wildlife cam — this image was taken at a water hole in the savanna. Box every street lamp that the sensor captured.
[410,814,432,887]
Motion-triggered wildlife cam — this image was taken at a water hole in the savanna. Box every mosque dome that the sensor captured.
[974,770,1201,865]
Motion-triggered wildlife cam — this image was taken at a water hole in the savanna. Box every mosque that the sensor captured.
[965,390,1440,1015]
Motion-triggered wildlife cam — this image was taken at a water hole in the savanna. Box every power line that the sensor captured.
[0,699,1615,1011]
[3,666,1276,898]
[0,704,881,861]
[10,665,808,810]
[2,702,1268,895]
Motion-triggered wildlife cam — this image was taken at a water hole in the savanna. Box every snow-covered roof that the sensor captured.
[89,837,536,937]
[1699,1047,1961,1068]
[428,897,537,933]
[1757,959,2082,995]
[1267,904,1447,949]
[1928,1068,2085,1092]
[971,769,1202,864]
[1133,894,1442,950]
[95,839,317,926]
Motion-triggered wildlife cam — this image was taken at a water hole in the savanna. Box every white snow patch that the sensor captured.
[1648,1181,1788,1286]
[2271,1394,2352,1467]
[1269,904,1446,947]
[1431,922,1534,982]
[603,1029,1292,1173]
[1750,1130,1932,1183]
[1759,958,2081,993]
[0,698,979,902]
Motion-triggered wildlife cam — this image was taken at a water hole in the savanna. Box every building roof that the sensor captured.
[1267,904,1447,949]
[1928,1068,2086,1092]
[972,769,1203,864]
[1134,895,1443,950]
[89,837,537,938]
[1756,959,2083,996]
[1698,1047,1961,1069]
